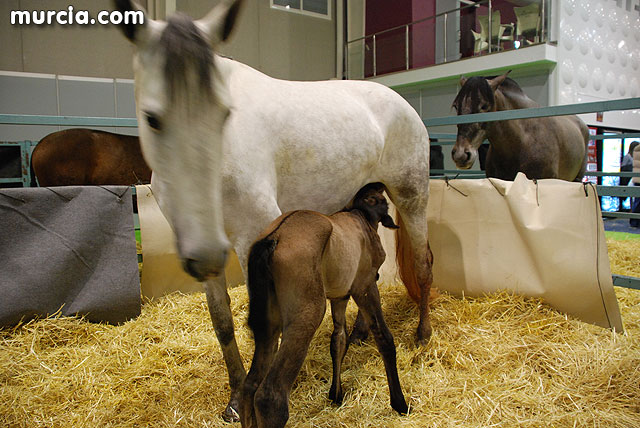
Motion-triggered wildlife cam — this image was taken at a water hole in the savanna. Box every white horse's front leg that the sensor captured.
[203,273,246,422]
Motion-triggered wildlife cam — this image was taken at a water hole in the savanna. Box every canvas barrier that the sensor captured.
[0,186,141,326]
[423,173,623,331]
[135,185,245,300]
[136,174,623,331]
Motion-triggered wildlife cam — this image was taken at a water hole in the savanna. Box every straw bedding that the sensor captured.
[1,239,639,427]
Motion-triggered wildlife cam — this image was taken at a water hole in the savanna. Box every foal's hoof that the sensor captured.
[392,397,409,415]
[415,325,432,347]
[328,386,344,405]
[222,399,241,423]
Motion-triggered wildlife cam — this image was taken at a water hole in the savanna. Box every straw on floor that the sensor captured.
[1,238,639,428]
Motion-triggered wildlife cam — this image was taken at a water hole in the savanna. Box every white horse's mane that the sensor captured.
[160,13,214,103]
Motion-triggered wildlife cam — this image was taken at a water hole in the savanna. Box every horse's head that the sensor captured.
[351,183,399,230]
[114,0,243,281]
[451,72,509,169]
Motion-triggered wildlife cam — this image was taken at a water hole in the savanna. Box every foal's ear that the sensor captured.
[113,0,150,43]
[488,70,511,91]
[380,214,399,230]
[197,0,244,45]
[459,75,468,87]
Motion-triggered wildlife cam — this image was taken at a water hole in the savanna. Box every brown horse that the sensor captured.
[241,183,408,428]
[31,129,151,186]
[451,72,589,181]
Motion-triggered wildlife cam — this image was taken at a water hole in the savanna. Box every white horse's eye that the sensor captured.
[144,112,162,132]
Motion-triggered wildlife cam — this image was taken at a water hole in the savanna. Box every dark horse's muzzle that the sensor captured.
[452,138,477,169]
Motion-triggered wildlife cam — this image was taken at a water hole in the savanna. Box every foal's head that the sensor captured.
[451,71,510,170]
[351,183,399,230]
[114,0,243,280]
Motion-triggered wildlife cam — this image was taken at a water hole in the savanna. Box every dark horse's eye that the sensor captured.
[480,103,489,111]
[145,112,162,131]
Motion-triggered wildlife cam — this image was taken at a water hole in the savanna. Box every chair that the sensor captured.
[477,10,513,52]
[472,29,489,55]
[498,23,514,49]
[514,3,541,45]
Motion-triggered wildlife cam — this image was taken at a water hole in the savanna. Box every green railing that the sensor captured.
[1,99,639,290]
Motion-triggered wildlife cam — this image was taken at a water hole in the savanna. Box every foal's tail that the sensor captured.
[247,238,278,337]
[395,214,434,303]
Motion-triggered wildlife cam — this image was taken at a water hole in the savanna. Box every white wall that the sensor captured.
[345,0,366,79]
[0,72,137,142]
[556,0,640,130]
[0,0,136,79]
[1,1,338,142]
[1,1,336,81]
[180,0,337,81]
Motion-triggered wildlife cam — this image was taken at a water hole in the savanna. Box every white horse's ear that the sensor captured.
[488,70,511,91]
[113,0,152,44]
[459,75,468,87]
[197,0,243,45]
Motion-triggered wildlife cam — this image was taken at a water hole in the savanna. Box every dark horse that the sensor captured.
[31,128,151,186]
[241,184,407,428]
[451,72,589,181]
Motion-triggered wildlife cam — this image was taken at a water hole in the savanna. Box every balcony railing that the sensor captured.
[345,0,550,80]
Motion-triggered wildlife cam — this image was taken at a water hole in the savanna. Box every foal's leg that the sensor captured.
[348,309,369,345]
[254,300,326,428]
[329,297,350,404]
[241,314,280,428]
[352,282,408,415]
[203,274,246,422]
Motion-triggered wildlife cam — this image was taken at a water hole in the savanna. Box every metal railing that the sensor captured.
[0,141,38,187]
[345,0,549,79]
[1,98,639,290]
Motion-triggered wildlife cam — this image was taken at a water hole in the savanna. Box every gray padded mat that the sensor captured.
[0,186,141,326]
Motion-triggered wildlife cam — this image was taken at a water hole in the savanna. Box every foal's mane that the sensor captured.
[159,13,214,102]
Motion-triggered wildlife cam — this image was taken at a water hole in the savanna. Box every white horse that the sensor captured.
[114,0,432,421]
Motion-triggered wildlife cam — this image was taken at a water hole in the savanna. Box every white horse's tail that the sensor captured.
[395,213,434,303]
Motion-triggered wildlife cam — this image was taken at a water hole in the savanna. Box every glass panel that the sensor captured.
[274,0,301,9]
[371,28,407,77]
[410,18,436,69]
[462,0,531,57]
[346,0,551,77]
[435,13,460,64]
[302,0,328,15]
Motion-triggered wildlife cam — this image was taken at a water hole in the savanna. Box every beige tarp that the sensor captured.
[136,185,244,300]
[421,173,622,331]
[136,174,623,331]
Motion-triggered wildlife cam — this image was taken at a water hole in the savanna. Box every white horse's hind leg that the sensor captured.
[385,183,433,345]
[203,274,246,422]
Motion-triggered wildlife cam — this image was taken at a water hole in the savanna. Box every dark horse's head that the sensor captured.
[451,71,510,170]
[350,183,399,230]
